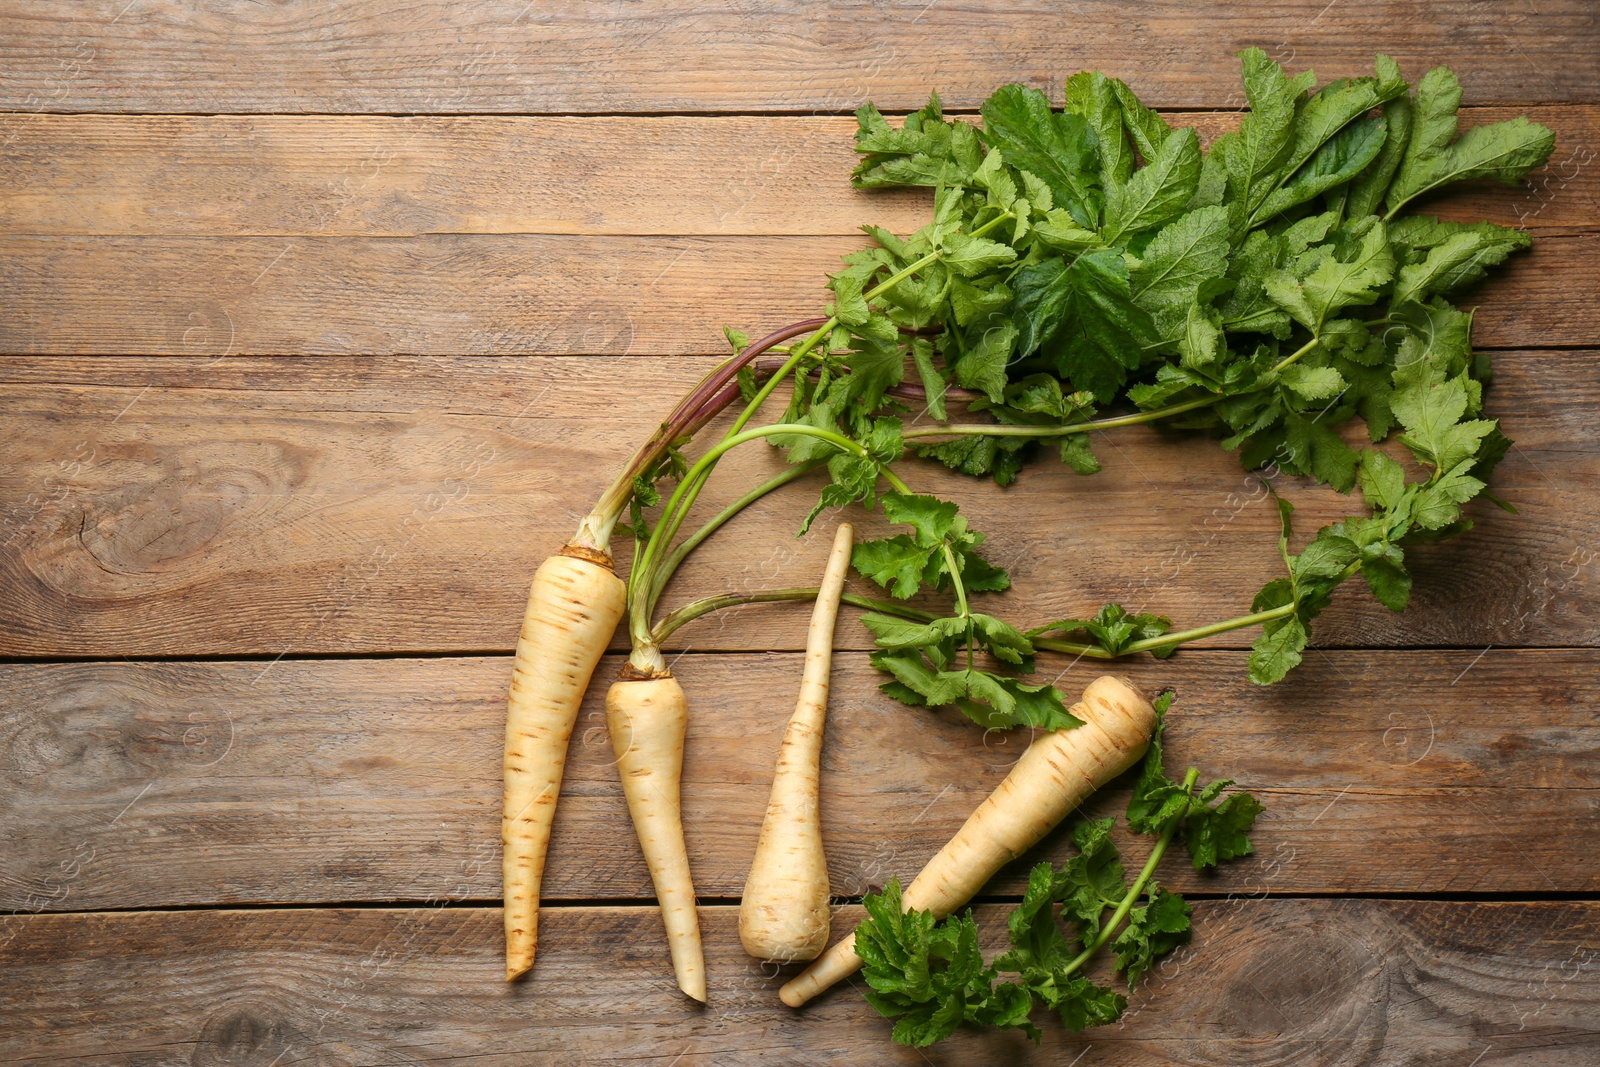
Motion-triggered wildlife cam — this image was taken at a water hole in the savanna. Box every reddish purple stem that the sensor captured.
[675,318,980,441]
[672,317,829,433]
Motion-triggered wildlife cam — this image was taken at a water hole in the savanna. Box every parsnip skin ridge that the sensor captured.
[740,523,855,962]
[608,675,708,1003]
[778,674,1157,1008]
[503,548,627,982]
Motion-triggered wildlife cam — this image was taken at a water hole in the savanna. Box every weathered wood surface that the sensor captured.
[3,108,1594,237]
[3,649,1595,912]
[2,350,1594,658]
[0,231,1591,356]
[2,902,1595,1065]
[1,0,1596,113]
[3,5,1597,1062]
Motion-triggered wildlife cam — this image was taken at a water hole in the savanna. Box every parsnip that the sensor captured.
[779,674,1156,1008]
[503,546,627,982]
[740,522,855,961]
[607,673,706,1002]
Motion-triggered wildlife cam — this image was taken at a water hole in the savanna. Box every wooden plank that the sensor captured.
[1,350,1594,658]
[1,1,1595,113]
[2,902,1595,1064]
[3,650,1595,912]
[3,107,1594,237]
[0,114,925,239]
[0,231,1591,357]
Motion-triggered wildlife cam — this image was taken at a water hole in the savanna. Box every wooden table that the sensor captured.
[2,3,1597,1063]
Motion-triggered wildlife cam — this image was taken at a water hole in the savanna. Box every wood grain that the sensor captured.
[1,350,1594,658]
[1,1,1595,113]
[3,649,1595,912]
[2,107,1593,237]
[2,901,1595,1065]
[0,231,1591,357]
[0,5,1593,1061]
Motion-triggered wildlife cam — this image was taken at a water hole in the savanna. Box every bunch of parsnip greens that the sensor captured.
[500,49,1552,1047]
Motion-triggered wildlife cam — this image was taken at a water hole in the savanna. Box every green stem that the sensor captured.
[651,588,813,645]
[628,423,871,647]
[650,587,936,644]
[646,460,823,616]
[640,320,836,598]
[644,319,830,568]
[901,335,1322,445]
[725,322,836,440]
[942,542,971,618]
[1126,603,1298,653]
[1043,559,1358,669]
[841,592,940,622]
[1270,335,1321,374]
[1027,638,1117,660]
[879,467,915,496]
[1032,602,1301,660]
[1059,768,1199,981]
[901,395,1219,442]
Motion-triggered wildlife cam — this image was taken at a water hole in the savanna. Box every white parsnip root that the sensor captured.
[504,547,628,982]
[607,673,707,1002]
[778,674,1157,1008]
[740,522,855,962]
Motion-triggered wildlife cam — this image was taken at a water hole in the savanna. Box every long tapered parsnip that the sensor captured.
[739,522,855,962]
[607,673,707,1002]
[778,674,1156,1007]
[503,546,627,982]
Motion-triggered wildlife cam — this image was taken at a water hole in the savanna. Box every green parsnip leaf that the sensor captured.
[1110,76,1175,160]
[1248,56,1408,224]
[1126,697,1263,868]
[1389,217,1531,304]
[1125,693,1190,835]
[981,83,1100,221]
[1227,48,1306,210]
[1065,70,1133,189]
[1014,250,1157,401]
[1185,792,1264,869]
[941,232,1019,278]
[1031,603,1175,658]
[1391,374,1495,473]
[1130,205,1233,314]
[1102,127,1201,243]
[1113,883,1191,989]
[1249,611,1306,685]
[851,492,1009,599]
[856,880,1005,1048]
[1056,818,1130,949]
[1252,112,1388,223]
[1264,216,1395,331]
[1386,66,1556,216]
[854,94,982,190]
